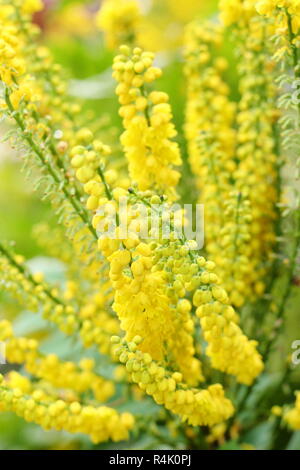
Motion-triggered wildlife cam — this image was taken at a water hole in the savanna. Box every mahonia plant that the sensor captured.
[0,0,299,450]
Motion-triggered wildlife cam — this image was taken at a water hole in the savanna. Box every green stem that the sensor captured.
[0,242,64,306]
[4,88,97,240]
[97,168,113,201]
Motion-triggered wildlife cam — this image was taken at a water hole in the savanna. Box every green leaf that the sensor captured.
[242,421,276,450]
[246,373,284,409]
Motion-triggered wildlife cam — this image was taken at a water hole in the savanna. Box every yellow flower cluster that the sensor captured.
[184,21,237,270]
[255,1,300,55]
[21,0,43,15]
[108,240,203,386]
[189,258,264,385]
[0,320,115,402]
[184,21,236,184]
[72,143,264,388]
[113,45,182,198]
[230,9,278,293]
[79,294,121,356]
[0,246,78,334]
[113,336,234,427]
[196,300,263,385]
[96,0,141,49]
[93,187,262,388]
[220,0,258,26]
[0,7,26,88]
[284,392,300,430]
[185,8,278,304]
[214,192,254,307]
[0,374,134,444]
[256,0,300,20]
[3,0,293,445]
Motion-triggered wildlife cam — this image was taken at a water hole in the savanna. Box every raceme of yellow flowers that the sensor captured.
[113,45,182,199]
[0,0,299,447]
[184,10,278,308]
[285,392,300,430]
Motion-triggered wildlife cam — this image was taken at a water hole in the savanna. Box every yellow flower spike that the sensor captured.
[114,337,234,426]
[1,320,115,402]
[218,2,278,295]
[0,384,134,444]
[113,45,182,200]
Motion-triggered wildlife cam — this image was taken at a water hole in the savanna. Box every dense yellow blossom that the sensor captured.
[113,45,182,198]
[0,320,115,402]
[0,245,78,334]
[215,192,254,307]
[108,243,203,386]
[0,374,134,444]
[220,0,258,25]
[113,336,234,426]
[184,21,246,304]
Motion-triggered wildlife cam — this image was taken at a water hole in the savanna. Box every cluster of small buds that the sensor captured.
[215,192,258,307]
[0,250,78,334]
[196,298,264,385]
[184,21,236,190]
[108,242,174,361]
[0,16,25,87]
[0,322,115,402]
[185,14,278,307]
[193,132,234,261]
[184,22,237,276]
[112,336,234,427]
[30,46,82,131]
[0,373,134,444]
[232,7,278,294]
[113,45,182,198]
[148,235,264,384]
[220,0,258,26]
[70,132,111,185]
[79,303,121,357]
[97,217,201,385]
[0,1,44,111]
